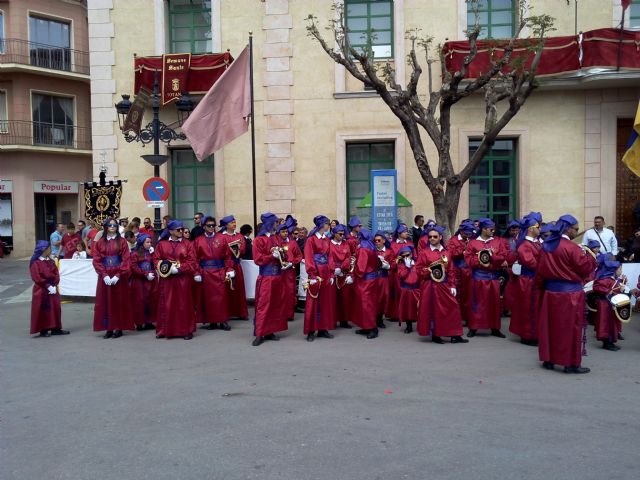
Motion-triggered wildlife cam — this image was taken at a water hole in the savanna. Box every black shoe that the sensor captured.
[564,366,590,374]
[618,333,625,341]
[306,333,315,342]
[37,330,51,337]
[136,325,144,331]
[376,317,386,328]
[50,328,70,335]
[432,336,445,344]
[339,322,352,329]
[219,322,231,331]
[205,323,217,330]
[265,333,280,341]
[404,323,413,334]
[451,335,469,344]
[252,336,265,346]
[155,334,165,339]
[491,329,506,338]
[542,361,554,370]
[520,338,538,346]
[113,330,123,338]
[317,330,334,339]
[184,334,193,340]
[294,306,306,313]
[103,331,114,339]
[602,341,620,352]
[467,329,477,338]
[143,323,156,330]
[287,317,294,322]
[355,329,369,336]
[366,328,379,339]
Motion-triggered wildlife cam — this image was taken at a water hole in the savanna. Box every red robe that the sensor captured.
[344,234,359,322]
[329,239,352,323]
[592,276,624,343]
[447,234,471,321]
[501,236,518,311]
[223,231,249,319]
[303,234,337,334]
[30,258,62,334]
[537,238,597,366]
[61,232,82,258]
[416,247,463,337]
[465,237,507,330]
[153,239,198,337]
[396,261,420,323]
[194,233,234,325]
[92,237,134,332]
[508,239,542,340]
[276,235,303,320]
[386,240,414,319]
[253,234,288,337]
[375,247,395,316]
[129,250,158,326]
[353,248,380,329]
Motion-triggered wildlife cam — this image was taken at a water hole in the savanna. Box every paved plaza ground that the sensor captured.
[1,258,639,480]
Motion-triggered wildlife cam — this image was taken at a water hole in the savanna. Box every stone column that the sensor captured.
[263,0,295,216]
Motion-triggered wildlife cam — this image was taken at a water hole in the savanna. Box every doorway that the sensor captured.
[34,194,57,240]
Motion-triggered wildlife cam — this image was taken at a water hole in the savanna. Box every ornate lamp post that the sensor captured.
[114,72,194,233]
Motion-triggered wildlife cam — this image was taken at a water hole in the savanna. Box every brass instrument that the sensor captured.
[225,273,235,291]
[348,255,356,273]
[478,248,493,267]
[156,260,180,278]
[271,245,289,268]
[423,254,448,283]
[228,238,242,259]
[581,245,597,260]
[302,276,323,298]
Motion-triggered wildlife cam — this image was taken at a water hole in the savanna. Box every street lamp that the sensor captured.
[114,72,194,233]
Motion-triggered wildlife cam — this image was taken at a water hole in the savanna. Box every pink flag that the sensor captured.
[622,0,632,11]
[182,45,251,161]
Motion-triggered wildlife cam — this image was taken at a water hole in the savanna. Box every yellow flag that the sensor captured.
[622,102,640,176]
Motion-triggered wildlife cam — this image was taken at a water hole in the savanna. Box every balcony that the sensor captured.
[0,120,92,153]
[0,39,90,79]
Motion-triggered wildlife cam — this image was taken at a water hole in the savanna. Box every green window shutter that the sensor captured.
[345,0,394,58]
[168,0,212,54]
[171,149,215,227]
[466,0,515,39]
[630,1,640,28]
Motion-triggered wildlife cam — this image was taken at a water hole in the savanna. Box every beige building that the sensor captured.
[85,0,639,241]
[1,0,92,257]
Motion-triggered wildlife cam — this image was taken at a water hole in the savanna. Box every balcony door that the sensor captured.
[32,93,74,147]
[29,15,71,71]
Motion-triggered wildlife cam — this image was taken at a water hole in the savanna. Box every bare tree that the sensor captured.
[306,0,555,234]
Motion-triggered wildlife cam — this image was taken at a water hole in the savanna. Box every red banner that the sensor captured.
[582,28,640,70]
[134,52,232,99]
[161,53,191,105]
[122,87,150,135]
[443,35,580,79]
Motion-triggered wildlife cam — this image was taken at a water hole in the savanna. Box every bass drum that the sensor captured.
[609,293,632,324]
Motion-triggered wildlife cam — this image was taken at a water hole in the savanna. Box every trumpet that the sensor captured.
[581,245,597,260]
[225,273,235,291]
[271,245,289,268]
[348,255,356,273]
[477,248,493,267]
[423,255,448,282]
[302,276,323,299]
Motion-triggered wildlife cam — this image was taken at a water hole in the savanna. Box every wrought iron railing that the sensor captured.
[0,120,92,150]
[0,38,90,75]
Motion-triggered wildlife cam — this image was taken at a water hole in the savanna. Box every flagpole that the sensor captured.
[249,32,258,233]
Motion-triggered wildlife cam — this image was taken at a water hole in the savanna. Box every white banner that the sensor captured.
[59,259,98,296]
[241,259,257,300]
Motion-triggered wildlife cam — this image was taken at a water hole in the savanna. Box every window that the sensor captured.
[468,139,517,231]
[630,1,640,28]
[0,90,7,134]
[345,0,393,59]
[171,149,215,226]
[28,15,71,71]
[346,142,395,223]
[31,93,74,147]
[467,0,515,39]
[0,11,5,54]
[168,0,212,54]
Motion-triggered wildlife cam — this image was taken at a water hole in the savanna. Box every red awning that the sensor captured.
[582,28,640,70]
[134,52,233,96]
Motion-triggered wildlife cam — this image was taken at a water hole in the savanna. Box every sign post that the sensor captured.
[371,169,397,233]
[142,177,170,209]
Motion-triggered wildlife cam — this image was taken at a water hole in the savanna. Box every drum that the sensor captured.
[608,293,632,324]
[511,262,522,276]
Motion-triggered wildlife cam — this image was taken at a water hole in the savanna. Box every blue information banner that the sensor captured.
[371,169,397,234]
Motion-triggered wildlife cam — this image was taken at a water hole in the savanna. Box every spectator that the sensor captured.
[620,226,640,263]
[118,217,129,235]
[50,223,64,258]
[61,222,82,259]
[162,215,171,229]
[191,212,205,239]
[330,219,339,230]
[582,216,618,256]
[72,241,87,259]
[296,226,308,252]
[124,230,137,251]
[86,221,100,257]
[139,217,155,237]
[240,224,253,260]
[410,215,424,246]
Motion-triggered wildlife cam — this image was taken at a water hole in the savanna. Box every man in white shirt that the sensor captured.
[582,216,618,255]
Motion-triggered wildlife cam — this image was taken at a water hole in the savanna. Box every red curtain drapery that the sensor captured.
[582,28,640,70]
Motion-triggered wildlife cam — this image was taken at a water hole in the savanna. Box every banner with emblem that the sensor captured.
[83,181,123,226]
[122,87,151,136]
[161,53,191,105]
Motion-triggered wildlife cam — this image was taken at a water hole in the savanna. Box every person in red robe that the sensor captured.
[153,220,198,340]
[537,214,597,374]
[464,218,508,338]
[592,259,625,352]
[219,215,250,320]
[252,212,288,346]
[92,218,134,338]
[329,223,354,329]
[508,214,542,346]
[303,215,337,341]
[387,223,414,321]
[500,221,520,315]
[29,241,69,337]
[353,228,381,339]
[396,245,420,333]
[129,234,158,331]
[416,226,468,344]
[193,216,234,331]
[416,219,437,252]
[344,216,362,326]
[374,231,394,329]
[447,220,475,323]
[275,217,303,322]
[61,222,82,259]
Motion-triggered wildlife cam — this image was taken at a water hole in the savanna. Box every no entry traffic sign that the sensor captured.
[142,177,170,202]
